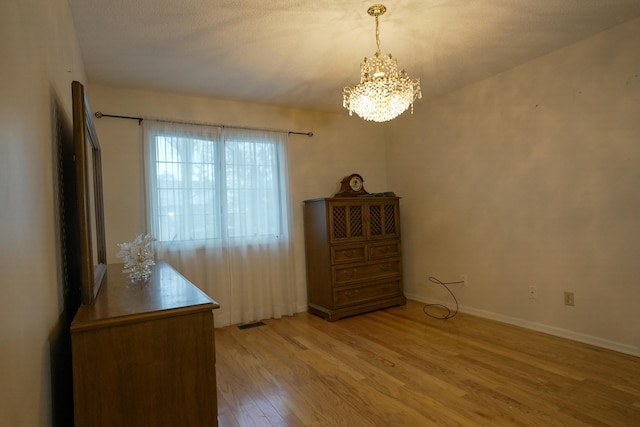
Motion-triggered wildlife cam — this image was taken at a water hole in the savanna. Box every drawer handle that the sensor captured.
[381,286,391,292]
[343,269,357,277]
[380,264,393,272]
[344,290,360,298]
[341,250,355,257]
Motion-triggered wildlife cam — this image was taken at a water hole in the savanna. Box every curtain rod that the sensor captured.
[94,112,313,137]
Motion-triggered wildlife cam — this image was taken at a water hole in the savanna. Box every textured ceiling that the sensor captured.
[68,0,640,113]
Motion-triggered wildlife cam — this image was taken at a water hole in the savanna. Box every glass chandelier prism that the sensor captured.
[343,4,422,122]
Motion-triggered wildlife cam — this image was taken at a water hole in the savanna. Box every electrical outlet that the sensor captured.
[528,285,537,299]
[564,291,575,306]
[461,274,468,287]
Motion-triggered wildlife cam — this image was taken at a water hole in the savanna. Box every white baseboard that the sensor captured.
[405,292,639,357]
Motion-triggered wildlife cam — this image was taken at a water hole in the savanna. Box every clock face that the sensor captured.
[349,176,363,191]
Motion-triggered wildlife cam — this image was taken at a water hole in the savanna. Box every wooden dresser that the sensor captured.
[71,262,220,426]
[303,197,406,321]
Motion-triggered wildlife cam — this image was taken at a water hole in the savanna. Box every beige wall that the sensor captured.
[87,84,389,313]
[387,17,640,355]
[0,0,87,425]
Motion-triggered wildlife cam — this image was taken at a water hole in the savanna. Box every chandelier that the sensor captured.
[343,4,422,122]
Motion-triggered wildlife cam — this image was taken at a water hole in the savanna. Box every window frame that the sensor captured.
[145,124,289,244]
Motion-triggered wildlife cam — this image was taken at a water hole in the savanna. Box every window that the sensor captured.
[145,121,290,243]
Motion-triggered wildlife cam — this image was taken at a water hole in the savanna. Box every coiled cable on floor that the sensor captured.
[422,276,463,320]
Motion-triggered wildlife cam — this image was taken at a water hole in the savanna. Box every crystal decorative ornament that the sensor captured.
[116,233,157,282]
[343,4,422,122]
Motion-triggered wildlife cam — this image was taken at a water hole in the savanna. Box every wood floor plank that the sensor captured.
[216,300,640,426]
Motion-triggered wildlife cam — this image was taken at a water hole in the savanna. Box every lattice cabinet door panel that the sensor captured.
[329,201,366,243]
[367,200,401,240]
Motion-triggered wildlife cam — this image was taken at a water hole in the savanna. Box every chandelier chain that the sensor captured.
[375,15,381,55]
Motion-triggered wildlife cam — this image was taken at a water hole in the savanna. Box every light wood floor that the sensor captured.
[215,300,640,426]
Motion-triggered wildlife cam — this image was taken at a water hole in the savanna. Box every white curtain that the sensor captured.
[143,120,297,327]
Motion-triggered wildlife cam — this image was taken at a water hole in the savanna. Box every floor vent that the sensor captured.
[238,321,266,330]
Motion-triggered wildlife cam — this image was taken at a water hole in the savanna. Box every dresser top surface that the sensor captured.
[72,261,219,332]
[304,196,400,203]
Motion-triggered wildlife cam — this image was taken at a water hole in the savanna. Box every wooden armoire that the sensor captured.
[303,197,406,321]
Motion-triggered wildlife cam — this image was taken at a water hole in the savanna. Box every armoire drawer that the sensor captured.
[368,240,401,259]
[334,280,401,307]
[332,258,401,284]
[331,244,367,264]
